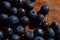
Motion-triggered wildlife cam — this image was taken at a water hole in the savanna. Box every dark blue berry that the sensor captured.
[0,14,8,21]
[36,14,44,23]
[34,28,44,37]
[25,32,34,40]
[41,21,49,31]
[34,36,44,40]
[18,0,24,7]
[23,1,34,11]
[9,7,18,15]
[50,21,59,31]
[0,31,3,39]
[8,15,19,25]
[1,1,11,9]
[4,27,13,36]
[54,28,60,40]
[16,25,24,35]
[38,5,50,16]
[28,10,37,19]
[44,28,55,38]
[18,8,25,17]
[47,38,54,40]
[19,16,29,26]
[11,34,20,40]
[55,29,60,36]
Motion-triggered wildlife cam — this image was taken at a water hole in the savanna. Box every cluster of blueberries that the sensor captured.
[0,0,60,40]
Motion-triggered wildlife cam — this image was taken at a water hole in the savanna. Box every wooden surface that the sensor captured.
[34,0,60,24]
[25,0,60,32]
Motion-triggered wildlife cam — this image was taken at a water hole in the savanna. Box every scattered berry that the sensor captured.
[19,16,29,26]
[38,5,50,16]
[44,28,55,38]
[34,36,44,40]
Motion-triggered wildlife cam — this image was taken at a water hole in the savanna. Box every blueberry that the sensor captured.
[4,27,13,36]
[1,1,11,9]
[0,31,3,39]
[23,1,34,11]
[18,8,25,17]
[1,1,11,13]
[25,32,34,40]
[50,21,59,31]
[0,14,8,26]
[11,34,20,40]
[34,28,44,37]
[47,38,54,40]
[0,14,8,21]
[41,21,49,31]
[44,28,55,38]
[54,29,60,40]
[16,25,24,35]
[19,16,29,26]
[10,0,24,8]
[55,29,60,36]
[9,7,18,15]
[8,15,19,25]
[18,0,24,7]
[28,10,37,23]
[38,5,50,16]
[28,10,37,20]
[36,14,44,23]
[34,36,44,40]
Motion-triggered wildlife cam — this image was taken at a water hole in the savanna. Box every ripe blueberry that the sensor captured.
[18,8,25,17]
[19,16,29,26]
[0,14,8,21]
[54,28,60,40]
[38,5,50,16]
[23,1,34,11]
[16,25,24,35]
[0,31,3,39]
[28,10,37,19]
[50,21,59,31]
[36,14,44,23]
[8,15,19,25]
[4,27,13,36]
[9,7,18,15]
[47,38,54,40]
[25,31,34,40]
[34,36,44,40]
[44,28,55,38]
[41,21,49,31]
[11,34,20,40]
[1,1,11,9]
[34,28,44,37]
